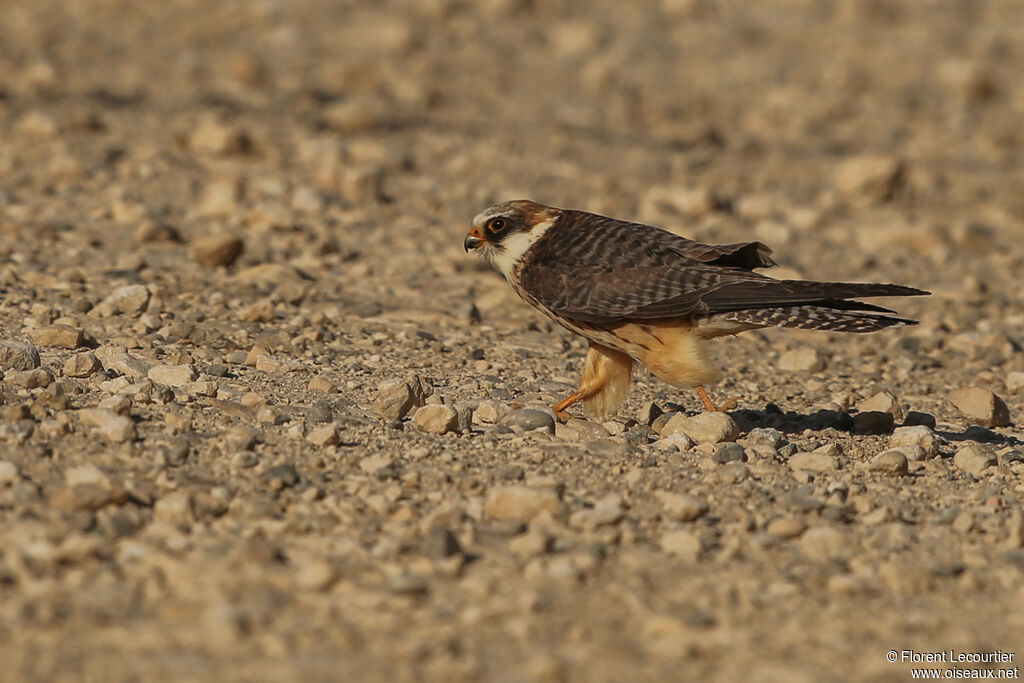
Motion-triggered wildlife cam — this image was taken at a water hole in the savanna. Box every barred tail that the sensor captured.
[721,305,918,333]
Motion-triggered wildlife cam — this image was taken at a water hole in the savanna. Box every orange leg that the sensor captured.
[694,385,738,413]
[552,392,585,422]
[551,344,634,422]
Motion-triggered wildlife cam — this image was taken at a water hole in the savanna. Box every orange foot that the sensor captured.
[694,385,738,412]
[552,392,583,423]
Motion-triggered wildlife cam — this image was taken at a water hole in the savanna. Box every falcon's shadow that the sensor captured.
[702,405,1022,448]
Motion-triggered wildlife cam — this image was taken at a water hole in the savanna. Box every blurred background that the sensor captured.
[1,1,1023,681]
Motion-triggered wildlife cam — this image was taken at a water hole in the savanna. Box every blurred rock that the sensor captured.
[192,234,244,267]
[948,387,1010,427]
[778,347,825,373]
[661,412,738,444]
[0,341,42,371]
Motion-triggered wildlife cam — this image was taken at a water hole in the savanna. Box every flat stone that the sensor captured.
[500,409,556,435]
[413,404,459,435]
[307,375,337,393]
[192,234,244,267]
[148,364,199,387]
[0,341,41,371]
[788,451,838,472]
[484,484,564,521]
[953,445,996,476]
[661,412,738,444]
[1006,371,1024,394]
[869,449,909,476]
[949,386,1011,428]
[28,325,85,349]
[94,346,153,380]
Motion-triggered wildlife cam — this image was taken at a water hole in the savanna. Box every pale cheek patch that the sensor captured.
[484,218,556,279]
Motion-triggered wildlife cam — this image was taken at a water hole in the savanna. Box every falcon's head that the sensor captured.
[464,200,561,276]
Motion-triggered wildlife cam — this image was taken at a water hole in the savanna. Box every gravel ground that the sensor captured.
[1,1,1023,681]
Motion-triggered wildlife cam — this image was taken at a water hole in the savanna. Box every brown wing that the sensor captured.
[518,211,927,324]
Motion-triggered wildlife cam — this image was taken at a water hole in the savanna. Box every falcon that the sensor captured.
[464,200,928,420]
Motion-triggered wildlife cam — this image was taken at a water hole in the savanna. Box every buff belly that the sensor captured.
[561,317,758,417]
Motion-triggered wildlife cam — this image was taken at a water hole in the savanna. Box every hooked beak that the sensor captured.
[464,226,485,252]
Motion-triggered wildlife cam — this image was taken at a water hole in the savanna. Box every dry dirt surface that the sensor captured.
[1,0,1024,681]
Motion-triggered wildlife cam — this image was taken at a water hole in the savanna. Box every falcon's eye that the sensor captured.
[487,218,507,234]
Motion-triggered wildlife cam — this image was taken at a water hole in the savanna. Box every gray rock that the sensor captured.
[953,445,996,476]
[264,464,301,488]
[424,526,462,559]
[0,341,41,371]
[712,442,747,464]
[500,409,556,435]
[948,386,1011,428]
